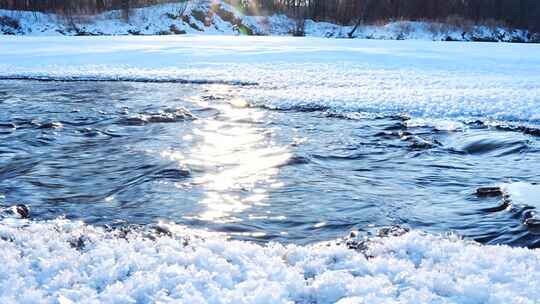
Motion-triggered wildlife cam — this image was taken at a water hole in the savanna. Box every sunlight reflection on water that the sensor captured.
[164,85,291,224]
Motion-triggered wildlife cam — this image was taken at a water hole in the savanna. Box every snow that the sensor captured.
[1,21,540,303]
[0,1,535,43]
[0,2,240,36]
[0,217,538,303]
[500,182,540,224]
[348,21,531,42]
[1,35,539,123]
[242,14,295,36]
[1,180,539,303]
[503,182,540,208]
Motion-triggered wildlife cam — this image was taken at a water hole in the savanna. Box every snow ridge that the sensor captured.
[1,218,539,304]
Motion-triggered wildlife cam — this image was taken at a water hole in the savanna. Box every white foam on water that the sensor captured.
[405,118,465,131]
[0,218,539,303]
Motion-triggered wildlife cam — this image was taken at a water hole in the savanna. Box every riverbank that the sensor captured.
[0,1,537,43]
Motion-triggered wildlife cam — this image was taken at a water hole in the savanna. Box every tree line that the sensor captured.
[238,0,540,32]
[0,0,175,15]
[1,0,539,32]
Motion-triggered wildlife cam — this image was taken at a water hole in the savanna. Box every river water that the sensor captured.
[1,79,540,247]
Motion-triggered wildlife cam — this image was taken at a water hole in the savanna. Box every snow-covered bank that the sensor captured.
[0,217,539,303]
[0,3,238,36]
[2,182,540,303]
[0,1,537,43]
[503,183,540,225]
[1,35,540,123]
[504,182,540,208]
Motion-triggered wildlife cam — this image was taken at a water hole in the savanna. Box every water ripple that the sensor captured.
[1,80,540,247]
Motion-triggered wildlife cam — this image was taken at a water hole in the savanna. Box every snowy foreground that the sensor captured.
[0,1,536,43]
[0,184,539,303]
[1,214,540,304]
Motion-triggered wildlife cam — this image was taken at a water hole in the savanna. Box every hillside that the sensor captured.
[0,1,537,42]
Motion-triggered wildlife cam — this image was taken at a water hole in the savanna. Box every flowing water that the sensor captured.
[1,79,540,247]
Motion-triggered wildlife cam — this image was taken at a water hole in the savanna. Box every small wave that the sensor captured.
[311,153,366,161]
[116,108,196,126]
[447,133,530,156]
[324,111,409,122]
[462,120,540,138]
[37,121,64,129]
[77,128,107,138]
[276,155,311,167]
[256,103,331,113]
[153,168,191,180]
[495,124,540,137]
[0,218,539,303]
[0,157,39,181]
[0,123,16,129]
[0,75,259,86]
[400,134,440,150]
[383,122,408,131]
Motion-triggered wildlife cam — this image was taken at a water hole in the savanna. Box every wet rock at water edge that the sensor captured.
[153,224,173,237]
[118,108,195,126]
[376,225,410,238]
[523,209,540,229]
[146,108,195,123]
[344,225,410,253]
[525,218,540,234]
[15,204,29,218]
[38,122,63,129]
[0,204,30,219]
[476,187,503,197]
[69,235,89,251]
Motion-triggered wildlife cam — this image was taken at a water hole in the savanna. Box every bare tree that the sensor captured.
[348,0,372,38]
[121,0,131,22]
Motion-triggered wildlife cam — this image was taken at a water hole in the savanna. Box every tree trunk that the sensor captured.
[348,0,371,38]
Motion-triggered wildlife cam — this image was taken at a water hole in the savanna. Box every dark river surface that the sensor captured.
[1,80,540,247]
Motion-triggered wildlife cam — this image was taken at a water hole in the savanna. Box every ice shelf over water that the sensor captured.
[503,182,540,208]
[1,36,539,123]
